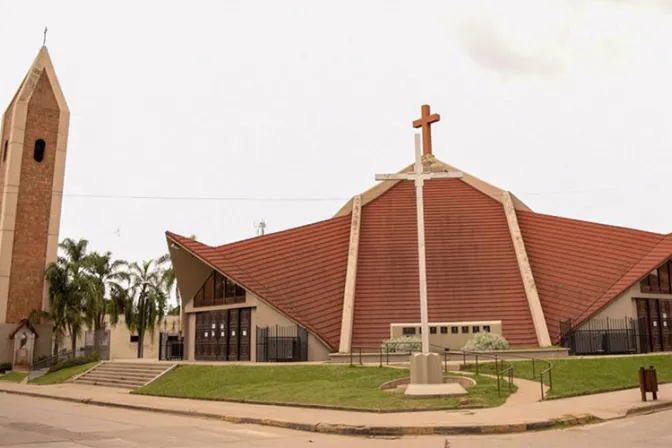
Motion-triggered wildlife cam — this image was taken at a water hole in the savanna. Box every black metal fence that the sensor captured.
[560,318,651,355]
[256,325,308,362]
[159,333,184,361]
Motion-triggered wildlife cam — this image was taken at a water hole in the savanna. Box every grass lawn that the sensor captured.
[30,362,99,386]
[135,365,514,411]
[0,371,27,383]
[464,354,672,398]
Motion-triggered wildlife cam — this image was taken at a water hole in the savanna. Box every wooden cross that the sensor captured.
[413,104,440,156]
[43,27,48,46]
[375,129,462,354]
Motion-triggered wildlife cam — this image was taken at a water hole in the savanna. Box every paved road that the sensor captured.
[2,393,672,447]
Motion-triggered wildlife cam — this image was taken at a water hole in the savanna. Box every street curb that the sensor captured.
[625,400,672,416]
[0,388,605,436]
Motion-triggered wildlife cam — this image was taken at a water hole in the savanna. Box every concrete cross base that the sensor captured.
[409,352,443,384]
[405,352,467,397]
[404,383,468,398]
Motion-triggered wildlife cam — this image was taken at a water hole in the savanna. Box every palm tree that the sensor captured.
[83,251,127,354]
[125,260,168,358]
[36,238,94,356]
[158,234,196,335]
[30,262,69,356]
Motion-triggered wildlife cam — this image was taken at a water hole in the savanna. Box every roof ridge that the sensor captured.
[517,209,664,237]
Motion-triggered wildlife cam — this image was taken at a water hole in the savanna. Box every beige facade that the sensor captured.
[583,281,672,329]
[390,321,503,351]
[182,288,331,362]
[0,322,52,365]
[60,316,181,361]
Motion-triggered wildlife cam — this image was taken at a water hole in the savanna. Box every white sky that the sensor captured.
[1,0,672,267]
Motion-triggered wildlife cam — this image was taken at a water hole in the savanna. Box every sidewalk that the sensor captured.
[1,380,670,436]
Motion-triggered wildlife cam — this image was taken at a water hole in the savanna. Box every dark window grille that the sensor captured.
[34,139,45,162]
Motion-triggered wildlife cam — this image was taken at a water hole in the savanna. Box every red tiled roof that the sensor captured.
[517,211,665,341]
[351,179,537,348]
[167,215,352,350]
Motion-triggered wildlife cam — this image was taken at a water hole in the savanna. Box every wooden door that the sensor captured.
[649,299,664,352]
[215,310,229,361]
[195,312,218,360]
[228,309,239,361]
[659,300,672,351]
[636,299,653,353]
[239,308,251,361]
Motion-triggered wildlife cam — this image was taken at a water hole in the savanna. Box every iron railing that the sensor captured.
[345,344,553,400]
[256,325,308,362]
[560,317,659,355]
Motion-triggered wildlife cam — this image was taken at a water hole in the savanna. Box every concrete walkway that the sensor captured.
[1,380,671,436]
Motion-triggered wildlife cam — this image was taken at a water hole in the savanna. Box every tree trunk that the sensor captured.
[137,296,145,358]
[70,329,77,356]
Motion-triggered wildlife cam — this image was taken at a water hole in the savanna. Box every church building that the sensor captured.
[168,105,672,362]
[0,46,69,364]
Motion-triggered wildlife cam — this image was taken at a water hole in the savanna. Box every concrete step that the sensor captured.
[74,362,175,390]
[80,373,156,383]
[92,366,167,375]
[75,378,139,389]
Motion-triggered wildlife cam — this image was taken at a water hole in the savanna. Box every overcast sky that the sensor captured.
[1,0,672,266]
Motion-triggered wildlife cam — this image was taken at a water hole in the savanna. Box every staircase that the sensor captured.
[75,362,175,389]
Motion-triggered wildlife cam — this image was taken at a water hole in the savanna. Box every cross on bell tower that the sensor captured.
[412,104,440,156]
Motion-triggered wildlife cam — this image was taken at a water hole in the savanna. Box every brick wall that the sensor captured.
[5,70,60,322]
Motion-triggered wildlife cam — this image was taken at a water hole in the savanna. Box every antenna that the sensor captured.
[254,219,267,236]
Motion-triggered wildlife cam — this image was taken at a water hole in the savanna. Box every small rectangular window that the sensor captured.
[402,327,416,335]
[483,325,491,333]
[461,326,469,334]
[430,327,437,334]
[440,326,448,334]
[472,326,480,333]
[451,326,459,334]
[130,335,139,343]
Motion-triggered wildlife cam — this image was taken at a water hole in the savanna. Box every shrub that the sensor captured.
[0,362,12,374]
[382,336,421,353]
[462,333,510,351]
[47,353,99,374]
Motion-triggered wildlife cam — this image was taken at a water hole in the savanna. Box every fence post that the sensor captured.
[379,346,382,368]
[549,367,553,390]
[540,373,545,400]
[475,355,479,375]
[350,348,353,367]
[386,344,389,365]
[462,352,466,368]
[275,324,279,362]
[497,369,501,397]
[444,350,447,373]
[359,347,362,365]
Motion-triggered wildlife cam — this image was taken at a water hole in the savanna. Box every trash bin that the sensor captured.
[639,366,658,401]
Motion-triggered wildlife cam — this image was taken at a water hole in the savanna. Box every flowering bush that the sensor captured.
[461,333,510,351]
[382,336,421,353]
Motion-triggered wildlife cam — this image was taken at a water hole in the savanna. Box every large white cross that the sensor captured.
[375,134,463,353]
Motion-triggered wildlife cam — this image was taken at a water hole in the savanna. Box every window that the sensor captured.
[402,327,416,335]
[641,260,672,294]
[461,326,469,334]
[472,326,480,333]
[194,271,246,307]
[440,326,448,334]
[451,326,458,334]
[33,139,45,163]
[430,326,437,334]
[2,140,7,163]
[130,335,139,343]
[483,325,491,333]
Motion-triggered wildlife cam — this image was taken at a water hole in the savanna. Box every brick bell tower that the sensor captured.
[0,45,69,330]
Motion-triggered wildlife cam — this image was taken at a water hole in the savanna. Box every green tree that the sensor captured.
[125,260,168,358]
[36,238,94,355]
[83,251,128,353]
